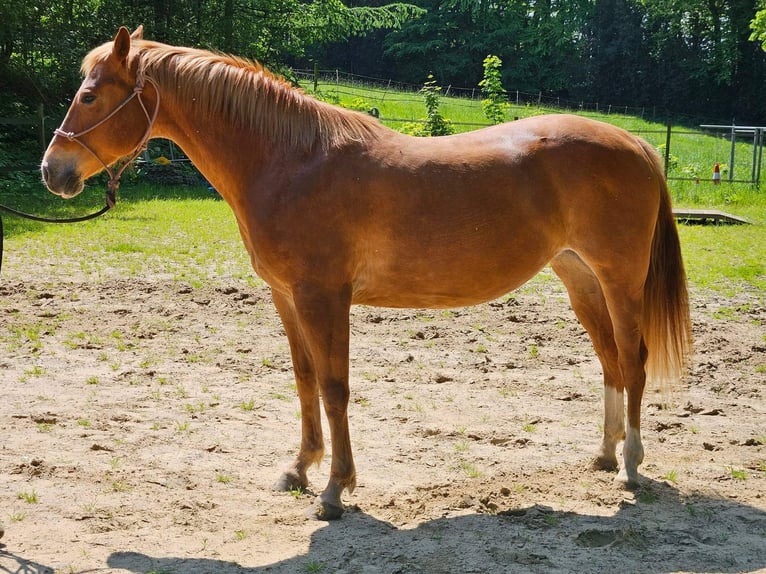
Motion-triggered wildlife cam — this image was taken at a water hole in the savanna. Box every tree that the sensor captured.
[585,0,649,104]
[0,0,423,106]
[384,0,590,92]
[752,2,766,50]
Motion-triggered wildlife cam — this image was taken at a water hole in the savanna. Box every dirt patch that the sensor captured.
[1,267,764,573]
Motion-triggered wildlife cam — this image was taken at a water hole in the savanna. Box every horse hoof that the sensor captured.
[592,456,619,472]
[307,498,345,521]
[615,468,640,490]
[273,471,306,492]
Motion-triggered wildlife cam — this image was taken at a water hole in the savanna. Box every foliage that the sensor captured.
[751,3,766,50]
[381,0,766,122]
[478,55,508,125]
[0,0,422,104]
[400,75,455,136]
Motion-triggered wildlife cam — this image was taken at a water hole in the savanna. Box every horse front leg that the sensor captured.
[272,290,325,492]
[289,285,355,520]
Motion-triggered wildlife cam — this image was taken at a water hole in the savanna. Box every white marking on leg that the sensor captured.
[618,425,644,487]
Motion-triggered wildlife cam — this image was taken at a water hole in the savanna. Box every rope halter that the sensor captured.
[53,70,160,207]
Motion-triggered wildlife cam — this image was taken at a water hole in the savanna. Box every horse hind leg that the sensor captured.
[551,251,625,472]
[590,264,650,488]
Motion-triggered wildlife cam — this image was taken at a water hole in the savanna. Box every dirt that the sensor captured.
[0,256,764,573]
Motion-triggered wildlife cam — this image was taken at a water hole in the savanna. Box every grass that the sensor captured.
[460,461,482,478]
[17,491,38,503]
[728,466,748,481]
[2,185,257,288]
[239,399,256,411]
[663,469,679,484]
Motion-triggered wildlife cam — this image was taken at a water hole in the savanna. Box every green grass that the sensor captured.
[2,185,257,288]
[17,490,38,503]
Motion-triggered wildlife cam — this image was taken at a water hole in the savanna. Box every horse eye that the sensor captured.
[81,94,97,104]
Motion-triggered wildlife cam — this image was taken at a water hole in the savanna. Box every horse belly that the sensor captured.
[352,231,557,309]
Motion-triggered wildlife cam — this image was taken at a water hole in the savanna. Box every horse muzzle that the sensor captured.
[40,157,85,199]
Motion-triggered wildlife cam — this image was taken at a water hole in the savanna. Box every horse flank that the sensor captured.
[81,40,381,152]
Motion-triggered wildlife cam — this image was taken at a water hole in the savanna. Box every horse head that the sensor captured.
[41,26,157,198]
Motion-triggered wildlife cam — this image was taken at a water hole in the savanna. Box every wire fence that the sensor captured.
[294,68,661,121]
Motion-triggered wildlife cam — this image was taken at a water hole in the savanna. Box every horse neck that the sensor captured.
[150,89,282,200]
[143,55,381,199]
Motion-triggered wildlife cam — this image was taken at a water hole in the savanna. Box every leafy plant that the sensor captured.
[401,75,455,137]
[479,55,508,124]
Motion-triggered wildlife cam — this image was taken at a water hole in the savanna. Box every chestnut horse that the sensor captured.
[42,27,692,520]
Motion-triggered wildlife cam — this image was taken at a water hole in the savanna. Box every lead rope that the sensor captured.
[0,74,160,276]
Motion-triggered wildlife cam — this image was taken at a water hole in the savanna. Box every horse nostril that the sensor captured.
[41,163,50,183]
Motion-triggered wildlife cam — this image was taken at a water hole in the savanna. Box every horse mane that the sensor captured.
[81,40,382,151]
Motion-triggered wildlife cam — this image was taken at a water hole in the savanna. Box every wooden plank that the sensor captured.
[673,208,750,225]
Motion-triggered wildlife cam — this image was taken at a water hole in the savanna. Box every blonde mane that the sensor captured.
[82,40,382,151]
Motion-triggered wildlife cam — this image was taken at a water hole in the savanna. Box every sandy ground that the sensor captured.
[0,254,764,573]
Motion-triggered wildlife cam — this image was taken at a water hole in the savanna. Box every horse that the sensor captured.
[41,26,692,520]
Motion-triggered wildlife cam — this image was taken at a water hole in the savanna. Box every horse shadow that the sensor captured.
[0,546,54,574]
[106,478,766,574]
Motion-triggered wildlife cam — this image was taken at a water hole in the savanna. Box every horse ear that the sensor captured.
[130,25,144,40]
[112,26,132,64]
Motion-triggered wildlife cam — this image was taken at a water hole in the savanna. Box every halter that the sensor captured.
[53,70,161,208]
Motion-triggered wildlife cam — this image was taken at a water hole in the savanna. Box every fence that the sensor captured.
[295,68,661,121]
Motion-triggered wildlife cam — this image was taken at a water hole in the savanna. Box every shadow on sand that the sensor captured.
[105,478,766,574]
[0,546,55,574]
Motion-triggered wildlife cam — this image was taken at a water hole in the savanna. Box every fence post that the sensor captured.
[757,128,764,186]
[313,62,318,92]
[664,123,671,178]
[729,123,736,182]
[752,128,759,184]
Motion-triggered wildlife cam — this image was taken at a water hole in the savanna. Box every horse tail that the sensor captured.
[639,139,693,389]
